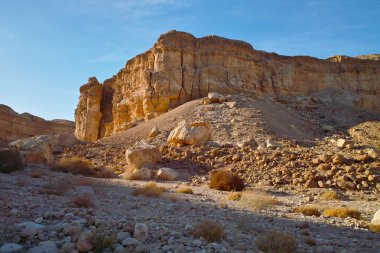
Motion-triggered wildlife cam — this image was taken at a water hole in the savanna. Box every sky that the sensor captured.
[0,0,379,121]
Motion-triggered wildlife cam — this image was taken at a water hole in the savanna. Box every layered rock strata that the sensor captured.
[0,104,74,147]
[75,30,380,142]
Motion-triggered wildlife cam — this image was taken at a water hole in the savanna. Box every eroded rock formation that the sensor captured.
[0,104,74,147]
[75,30,380,142]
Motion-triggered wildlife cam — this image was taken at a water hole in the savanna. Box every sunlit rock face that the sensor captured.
[74,30,380,142]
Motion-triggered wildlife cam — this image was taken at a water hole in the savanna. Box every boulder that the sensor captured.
[208,92,226,103]
[125,141,161,171]
[8,134,78,164]
[336,139,348,148]
[0,243,22,253]
[237,138,257,148]
[156,167,179,180]
[148,127,160,138]
[265,139,282,149]
[371,210,380,225]
[167,121,212,146]
[127,167,152,180]
[28,241,57,253]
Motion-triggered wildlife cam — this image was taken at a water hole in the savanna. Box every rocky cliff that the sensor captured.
[75,30,380,142]
[0,104,74,147]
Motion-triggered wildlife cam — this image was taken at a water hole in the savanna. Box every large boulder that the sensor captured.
[167,121,212,146]
[8,134,78,164]
[125,141,161,171]
[371,209,380,225]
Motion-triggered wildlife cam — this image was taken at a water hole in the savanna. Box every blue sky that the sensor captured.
[0,0,379,120]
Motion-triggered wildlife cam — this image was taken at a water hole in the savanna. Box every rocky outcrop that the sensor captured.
[0,104,74,147]
[75,30,380,141]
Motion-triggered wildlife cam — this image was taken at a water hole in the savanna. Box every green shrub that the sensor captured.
[0,150,22,173]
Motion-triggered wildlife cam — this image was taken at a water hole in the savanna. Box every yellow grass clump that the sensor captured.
[193,221,225,242]
[239,190,280,210]
[320,190,340,200]
[293,206,321,217]
[226,192,242,201]
[256,231,298,253]
[176,186,193,194]
[209,170,245,191]
[323,207,361,219]
[132,182,166,197]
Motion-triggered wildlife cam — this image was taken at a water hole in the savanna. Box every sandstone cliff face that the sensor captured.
[0,104,74,147]
[75,30,380,142]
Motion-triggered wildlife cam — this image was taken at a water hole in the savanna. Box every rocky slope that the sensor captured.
[75,30,380,142]
[0,104,74,147]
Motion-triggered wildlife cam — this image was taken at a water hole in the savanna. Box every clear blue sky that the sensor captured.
[1,0,379,120]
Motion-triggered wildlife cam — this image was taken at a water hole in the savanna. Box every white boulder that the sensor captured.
[168,121,212,146]
[125,141,161,171]
[156,167,179,180]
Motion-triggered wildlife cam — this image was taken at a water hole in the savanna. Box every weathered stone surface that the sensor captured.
[156,167,179,180]
[0,243,22,253]
[74,77,103,142]
[125,141,161,171]
[168,121,212,146]
[75,30,380,141]
[0,104,74,147]
[28,241,57,253]
[371,210,380,225]
[8,134,78,164]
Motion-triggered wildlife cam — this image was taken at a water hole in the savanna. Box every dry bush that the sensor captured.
[256,230,298,253]
[176,186,193,194]
[293,206,321,217]
[0,150,22,173]
[91,229,116,253]
[193,221,225,242]
[40,178,72,195]
[304,237,317,246]
[73,195,94,208]
[239,190,280,210]
[53,157,95,176]
[74,177,95,186]
[320,190,340,200]
[132,182,166,197]
[226,192,242,201]
[94,168,116,179]
[92,181,111,196]
[323,207,361,219]
[368,224,380,233]
[30,169,46,178]
[209,170,245,191]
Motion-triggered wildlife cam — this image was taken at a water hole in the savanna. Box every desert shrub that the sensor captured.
[91,229,116,253]
[176,186,193,194]
[209,170,245,191]
[239,190,280,210]
[73,195,94,208]
[193,221,225,242]
[320,190,340,200]
[94,168,116,178]
[323,207,361,219]
[255,230,298,253]
[30,169,46,178]
[74,177,95,186]
[0,150,22,173]
[304,237,317,246]
[226,192,242,201]
[132,182,166,197]
[368,224,380,233]
[293,206,321,217]
[53,157,95,176]
[92,181,111,196]
[40,177,72,195]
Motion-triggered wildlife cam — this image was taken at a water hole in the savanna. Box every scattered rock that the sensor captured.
[28,241,57,253]
[371,210,380,225]
[156,167,179,180]
[0,243,22,253]
[168,121,212,146]
[125,141,161,171]
[148,127,160,138]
